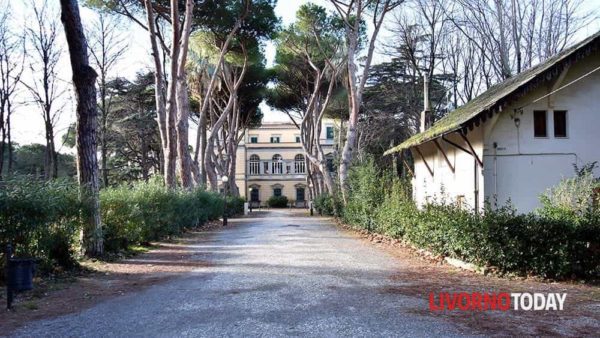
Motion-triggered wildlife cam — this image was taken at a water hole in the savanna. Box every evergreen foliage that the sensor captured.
[339,160,599,279]
[0,177,244,279]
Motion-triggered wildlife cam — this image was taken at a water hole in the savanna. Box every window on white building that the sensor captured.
[294,154,306,174]
[553,110,567,138]
[270,135,281,143]
[249,154,260,175]
[533,110,547,137]
[250,187,260,202]
[249,135,258,143]
[272,154,283,174]
[296,187,305,201]
[326,126,334,139]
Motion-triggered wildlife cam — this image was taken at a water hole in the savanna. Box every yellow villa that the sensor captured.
[234,119,336,207]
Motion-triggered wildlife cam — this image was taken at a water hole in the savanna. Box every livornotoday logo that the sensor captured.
[429,292,567,311]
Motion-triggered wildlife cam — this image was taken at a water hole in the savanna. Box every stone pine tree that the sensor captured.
[60,0,103,257]
[270,4,346,197]
[329,0,403,203]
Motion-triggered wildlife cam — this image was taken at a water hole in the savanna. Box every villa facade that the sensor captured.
[234,120,336,207]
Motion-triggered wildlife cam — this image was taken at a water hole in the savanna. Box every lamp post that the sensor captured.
[248,187,253,213]
[221,175,229,226]
[309,183,314,216]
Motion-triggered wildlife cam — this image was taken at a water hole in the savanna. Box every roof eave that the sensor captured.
[383,126,462,155]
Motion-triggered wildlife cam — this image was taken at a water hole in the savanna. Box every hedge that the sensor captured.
[100,178,239,252]
[0,178,82,275]
[1,177,244,279]
[341,159,600,280]
[267,195,288,208]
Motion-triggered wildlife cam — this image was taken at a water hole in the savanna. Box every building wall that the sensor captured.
[411,127,484,211]
[483,51,600,213]
[412,50,600,214]
[247,179,307,203]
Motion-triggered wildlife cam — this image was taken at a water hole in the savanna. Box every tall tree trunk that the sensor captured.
[335,0,392,204]
[50,134,58,178]
[100,73,109,187]
[141,129,148,181]
[199,107,207,185]
[142,0,169,185]
[175,0,194,189]
[6,97,13,172]
[0,121,4,179]
[338,26,359,202]
[44,119,58,179]
[6,108,12,171]
[175,81,193,188]
[101,122,108,186]
[338,8,365,203]
[60,0,103,257]
[163,0,180,190]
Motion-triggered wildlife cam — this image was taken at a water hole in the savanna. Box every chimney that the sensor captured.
[420,74,432,132]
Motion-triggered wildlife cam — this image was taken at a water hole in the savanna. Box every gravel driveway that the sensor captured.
[10,211,479,337]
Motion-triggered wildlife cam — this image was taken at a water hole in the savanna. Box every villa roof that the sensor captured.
[384,31,600,155]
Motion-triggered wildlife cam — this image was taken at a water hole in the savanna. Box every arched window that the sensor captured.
[249,154,260,175]
[272,154,283,174]
[294,154,306,174]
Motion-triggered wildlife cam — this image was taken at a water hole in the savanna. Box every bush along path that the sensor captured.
[314,159,600,281]
[0,177,244,286]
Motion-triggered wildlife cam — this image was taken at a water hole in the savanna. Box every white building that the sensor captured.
[385,32,600,213]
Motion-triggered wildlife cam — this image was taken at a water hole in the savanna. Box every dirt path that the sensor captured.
[0,222,222,334]
[3,210,599,337]
[339,223,600,336]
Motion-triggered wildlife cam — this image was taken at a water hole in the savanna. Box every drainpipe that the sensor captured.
[420,75,431,133]
[493,142,498,208]
[474,158,479,214]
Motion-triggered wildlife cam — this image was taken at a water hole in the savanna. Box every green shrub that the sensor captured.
[373,179,415,237]
[225,195,245,217]
[0,177,82,277]
[1,176,244,278]
[267,195,288,208]
[339,161,600,280]
[313,193,334,215]
[343,158,384,229]
[101,178,238,252]
[538,170,599,224]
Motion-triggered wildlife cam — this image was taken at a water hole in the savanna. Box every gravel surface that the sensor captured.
[10,210,475,337]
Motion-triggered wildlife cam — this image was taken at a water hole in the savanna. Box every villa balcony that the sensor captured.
[247,160,306,179]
